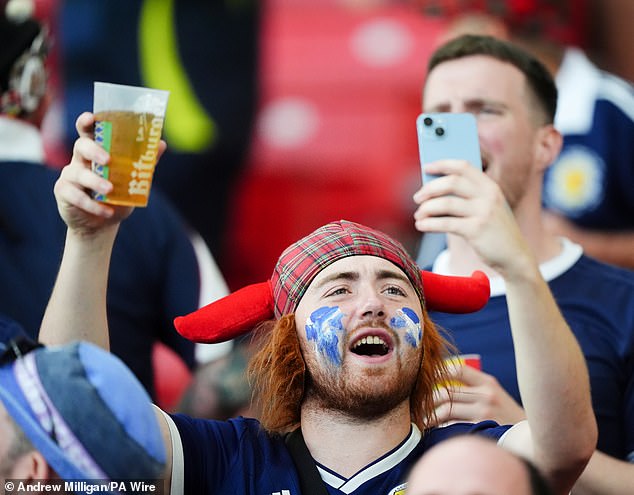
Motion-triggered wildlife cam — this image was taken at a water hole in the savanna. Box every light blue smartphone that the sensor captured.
[416,112,482,184]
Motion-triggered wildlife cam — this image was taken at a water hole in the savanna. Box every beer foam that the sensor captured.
[133,94,167,117]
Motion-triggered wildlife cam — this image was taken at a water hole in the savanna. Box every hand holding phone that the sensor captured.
[416,112,482,184]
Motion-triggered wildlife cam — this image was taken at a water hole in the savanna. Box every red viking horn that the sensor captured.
[174,271,489,344]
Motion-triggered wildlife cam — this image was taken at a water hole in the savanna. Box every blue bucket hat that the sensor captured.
[0,338,166,484]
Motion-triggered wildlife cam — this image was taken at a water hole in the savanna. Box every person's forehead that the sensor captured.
[424,55,526,103]
[308,255,412,287]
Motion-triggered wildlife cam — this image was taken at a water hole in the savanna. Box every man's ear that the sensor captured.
[9,449,51,480]
[535,124,563,172]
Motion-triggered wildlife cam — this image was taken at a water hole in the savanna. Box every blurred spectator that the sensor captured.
[406,435,554,495]
[0,0,66,335]
[0,1,228,401]
[57,0,260,267]
[532,38,634,270]
[415,33,634,494]
[0,327,166,485]
[177,337,256,420]
[416,9,634,270]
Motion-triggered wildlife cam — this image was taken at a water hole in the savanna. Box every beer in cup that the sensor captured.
[92,82,169,207]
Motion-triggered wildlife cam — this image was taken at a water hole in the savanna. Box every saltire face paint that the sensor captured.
[390,308,422,349]
[306,305,422,367]
[305,306,345,367]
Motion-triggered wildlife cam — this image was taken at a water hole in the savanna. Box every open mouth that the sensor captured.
[350,333,391,357]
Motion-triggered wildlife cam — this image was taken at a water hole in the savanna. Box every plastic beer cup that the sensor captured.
[92,82,169,207]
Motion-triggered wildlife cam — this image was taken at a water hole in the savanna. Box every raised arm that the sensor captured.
[39,113,132,348]
[414,160,597,495]
[38,113,176,493]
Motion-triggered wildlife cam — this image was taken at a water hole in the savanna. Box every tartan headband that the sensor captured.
[174,220,490,343]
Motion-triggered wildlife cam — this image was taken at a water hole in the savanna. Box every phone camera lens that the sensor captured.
[424,117,433,126]
[435,126,445,136]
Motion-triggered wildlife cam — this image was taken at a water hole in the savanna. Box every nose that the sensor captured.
[358,288,386,319]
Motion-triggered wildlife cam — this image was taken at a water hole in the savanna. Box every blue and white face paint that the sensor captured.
[305,306,345,368]
[390,307,422,349]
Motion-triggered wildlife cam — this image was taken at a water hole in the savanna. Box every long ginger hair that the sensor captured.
[247,309,453,435]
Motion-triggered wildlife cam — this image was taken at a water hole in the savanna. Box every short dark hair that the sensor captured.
[428,34,557,124]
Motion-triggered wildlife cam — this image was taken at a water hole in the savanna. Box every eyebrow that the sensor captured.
[376,269,412,286]
[427,98,508,113]
[313,271,359,290]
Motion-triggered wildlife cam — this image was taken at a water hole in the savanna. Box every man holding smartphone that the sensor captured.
[413,34,634,494]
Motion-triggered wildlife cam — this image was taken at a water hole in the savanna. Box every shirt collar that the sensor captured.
[432,238,583,297]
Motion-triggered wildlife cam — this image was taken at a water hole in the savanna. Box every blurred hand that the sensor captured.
[434,364,527,426]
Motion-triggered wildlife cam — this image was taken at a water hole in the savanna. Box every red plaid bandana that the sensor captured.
[271,220,424,317]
